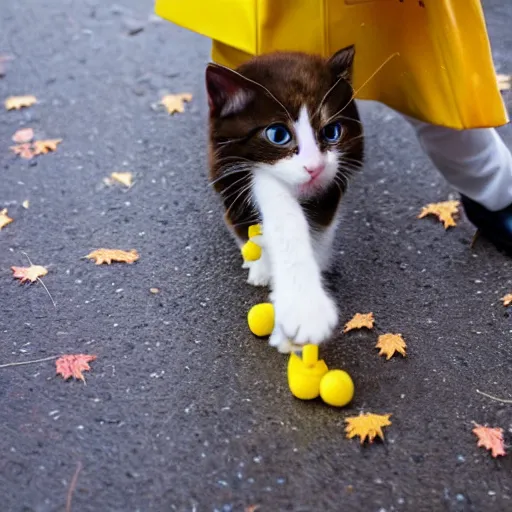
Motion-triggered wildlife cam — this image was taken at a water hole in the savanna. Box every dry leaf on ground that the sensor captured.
[497,74,511,91]
[345,413,392,444]
[33,139,62,154]
[85,248,139,265]
[501,294,512,307]
[0,208,14,230]
[109,172,133,188]
[11,265,48,283]
[376,333,407,360]
[418,200,460,229]
[12,128,34,143]
[11,138,62,159]
[473,424,506,458]
[5,95,37,110]
[56,354,97,382]
[161,93,193,114]
[22,200,29,209]
[344,312,374,333]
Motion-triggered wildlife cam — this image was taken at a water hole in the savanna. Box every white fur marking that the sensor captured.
[252,172,338,346]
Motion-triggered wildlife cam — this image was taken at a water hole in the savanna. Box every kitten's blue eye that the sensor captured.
[265,124,292,145]
[322,122,343,143]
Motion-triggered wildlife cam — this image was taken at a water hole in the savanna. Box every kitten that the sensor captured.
[206,46,364,351]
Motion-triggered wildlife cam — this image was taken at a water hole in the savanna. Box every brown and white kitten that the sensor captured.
[206,46,364,351]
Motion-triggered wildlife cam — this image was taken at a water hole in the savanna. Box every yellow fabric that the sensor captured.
[155,0,509,129]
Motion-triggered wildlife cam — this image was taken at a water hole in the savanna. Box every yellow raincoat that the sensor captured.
[155,0,509,129]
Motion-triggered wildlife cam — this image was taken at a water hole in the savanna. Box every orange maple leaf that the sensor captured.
[376,333,407,360]
[10,138,62,159]
[10,143,35,159]
[12,127,34,143]
[85,248,140,265]
[5,95,37,110]
[161,93,193,114]
[501,294,512,307]
[33,139,62,155]
[345,412,392,444]
[0,208,14,230]
[344,312,374,333]
[418,200,460,229]
[473,424,506,458]
[56,354,97,382]
[11,265,48,283]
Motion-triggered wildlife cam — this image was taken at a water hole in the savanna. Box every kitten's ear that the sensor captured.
[206,64,256,117]
[328,45,355,82]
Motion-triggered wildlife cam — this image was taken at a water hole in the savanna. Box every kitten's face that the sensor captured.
[207,47,363,210]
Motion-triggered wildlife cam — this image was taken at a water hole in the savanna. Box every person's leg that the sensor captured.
[405,116,512,252]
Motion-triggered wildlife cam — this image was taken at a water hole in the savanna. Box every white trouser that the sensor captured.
[405,116,512,212]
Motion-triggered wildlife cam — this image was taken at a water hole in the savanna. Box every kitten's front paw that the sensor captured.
[273,286,338,344]
[246,257,271,287]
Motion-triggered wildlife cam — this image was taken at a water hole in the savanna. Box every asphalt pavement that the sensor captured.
[1,1,512,511]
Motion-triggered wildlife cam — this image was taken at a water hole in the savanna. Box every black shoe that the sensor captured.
[460,195,512,254]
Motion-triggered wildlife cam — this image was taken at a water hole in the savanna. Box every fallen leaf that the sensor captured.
[497,74,511,91]
[11,264,48,283]
[10,138,62,159]
[110,171,133,188]
[473,424,506,458]
[502,294,512,307]
[56,354,97,382]
[344,312,374,333]
[0,208,14,230]
[376,333,407,360]
[5,95,37,110]
[150,287,160,294]
[161,93,193,114]
[85,248,140,265]
[22,200,30,209]
[12,128,34,143]
[345,412,392,444]
[32,139,62,155]
[418,200,460,229]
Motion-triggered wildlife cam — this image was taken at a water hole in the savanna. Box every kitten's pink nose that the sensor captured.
[305,163,325,180]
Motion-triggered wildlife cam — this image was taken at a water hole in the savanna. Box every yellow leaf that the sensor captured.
[12,128,34,143]
[418,200,460,229]
[5,95,37,110]
[10,139,62,159]
[497,74,511,91]
[85,248,139,265]
[11,264,48,283]
[502,294,512,307]
[376,333,407,360]
[345,412,392,444]
[161,93,193,114]
[0,208,14,230]
[110,172,133,188]
[32,139,62,155]
[344,312,374,333]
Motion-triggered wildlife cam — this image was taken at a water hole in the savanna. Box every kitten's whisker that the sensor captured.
[209,168,251,187]
[218,175,251,198]
[225,181,254,218]
[325,52,399,125]
[213,65,294,123]
[215,136,250,147]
